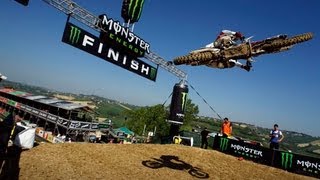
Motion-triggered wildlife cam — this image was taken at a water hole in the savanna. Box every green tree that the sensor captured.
[180,98,199,131]
[124,104,170,136]
[124,98,199,136]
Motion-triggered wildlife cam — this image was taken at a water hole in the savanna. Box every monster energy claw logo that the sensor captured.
[129,0,145,21]
[181,92,187,111]
[220,138,229,151]
[150,67,156,79]
[281,152,293,169]
[69,26,81,44]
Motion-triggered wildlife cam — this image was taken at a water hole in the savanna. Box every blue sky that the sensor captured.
[0,0,319,136]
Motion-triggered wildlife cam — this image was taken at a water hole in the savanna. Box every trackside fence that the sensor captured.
[213,135,320,178]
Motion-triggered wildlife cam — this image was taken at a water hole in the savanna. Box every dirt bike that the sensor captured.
[173,32,313,69]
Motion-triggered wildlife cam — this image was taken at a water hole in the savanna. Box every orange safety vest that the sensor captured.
[222,122,232,136]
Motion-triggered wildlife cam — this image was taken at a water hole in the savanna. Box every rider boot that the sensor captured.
[246,60,252,68]
[242,61,252,72]
[241,65,251,72]
[278,35,287,39]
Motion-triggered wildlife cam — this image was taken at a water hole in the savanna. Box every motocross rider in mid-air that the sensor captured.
[206,30,252,72]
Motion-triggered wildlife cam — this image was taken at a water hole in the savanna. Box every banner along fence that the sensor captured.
[213,135,320,178]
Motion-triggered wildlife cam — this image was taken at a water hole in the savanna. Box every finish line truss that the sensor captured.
[41,0,187,81]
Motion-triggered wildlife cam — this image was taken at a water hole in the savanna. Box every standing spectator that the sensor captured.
[200,127,210,149]
[269,124,284,150]
[221,117,233,137]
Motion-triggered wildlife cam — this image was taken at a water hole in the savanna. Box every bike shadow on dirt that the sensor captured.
[142,155,209,179]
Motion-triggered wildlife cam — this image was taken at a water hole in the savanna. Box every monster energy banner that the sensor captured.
[168,83,188,124]
[213,135,271,164]
[97,14,150,58]
[274,151,320,178]
[213,135,320,178]
[62,22,157,81]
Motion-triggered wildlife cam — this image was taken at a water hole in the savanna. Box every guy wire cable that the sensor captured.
[186,80,223,120]
[162,92,173,107]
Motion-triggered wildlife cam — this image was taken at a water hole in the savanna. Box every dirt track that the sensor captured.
[18,143,314,180]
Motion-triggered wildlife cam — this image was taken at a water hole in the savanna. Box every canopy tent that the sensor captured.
[114,127,134,136]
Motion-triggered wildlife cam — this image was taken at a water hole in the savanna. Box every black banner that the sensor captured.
[273,151,320,178]
[213,135,271,164]
[213,135,320,178]
[62,22,157,81]
[168,83,188,124]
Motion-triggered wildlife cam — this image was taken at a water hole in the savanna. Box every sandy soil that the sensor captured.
[18,143,315,180]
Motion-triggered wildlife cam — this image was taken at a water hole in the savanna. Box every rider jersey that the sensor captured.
[216,30,237,40]
[221,121,232,136]
[270,130,283,143]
